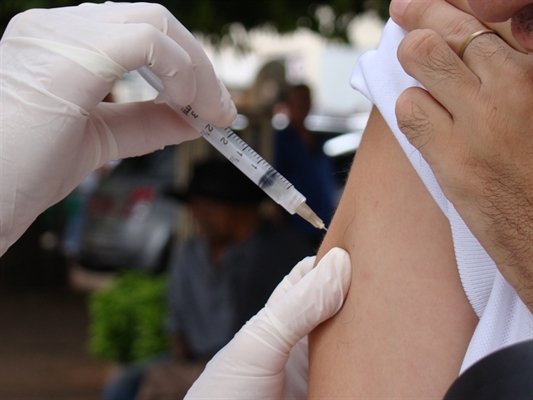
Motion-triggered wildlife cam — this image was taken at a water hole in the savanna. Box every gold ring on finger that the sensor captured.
[459,29,500,59]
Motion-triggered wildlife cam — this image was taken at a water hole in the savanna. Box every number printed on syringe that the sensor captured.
[137,66,326,230]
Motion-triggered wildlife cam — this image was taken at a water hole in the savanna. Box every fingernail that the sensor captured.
[390,0,411,18]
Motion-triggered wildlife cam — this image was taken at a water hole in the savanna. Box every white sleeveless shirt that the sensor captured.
[350,19,533,373]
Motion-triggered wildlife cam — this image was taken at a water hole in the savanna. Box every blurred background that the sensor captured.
[0,0,389,398]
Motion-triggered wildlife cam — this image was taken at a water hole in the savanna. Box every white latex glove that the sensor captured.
[185,247,352,399]
[0,2,236,255]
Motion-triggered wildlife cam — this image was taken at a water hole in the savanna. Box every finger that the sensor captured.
[266,256,316,307]
[391,0,489,55]
[107,24,200,106]
[185,248,349,397]
[391,0,520,78]
[398,29,481,114]
[89,101,200,166]
[265,247,351,346]
[70,2,237,127]
[395,86,454,168]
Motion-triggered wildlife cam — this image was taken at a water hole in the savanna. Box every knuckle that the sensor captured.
[400,30,443,69]
[10,8,45,30]
[129,3,175,34]
[395,89,413,119]
[447,17,483,48]
[400,30,464,84]
[395,89,434,145]
[400,29,441,62]
[134,22,161,44]
[135,2,172,20]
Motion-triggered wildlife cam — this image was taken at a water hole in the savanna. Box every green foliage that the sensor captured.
[1,0,391,42]
[87,271,169,364]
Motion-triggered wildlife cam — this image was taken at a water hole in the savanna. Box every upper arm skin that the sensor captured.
[307,107,478,398]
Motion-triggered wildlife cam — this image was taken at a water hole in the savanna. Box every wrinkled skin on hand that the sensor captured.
[390,0,533,312]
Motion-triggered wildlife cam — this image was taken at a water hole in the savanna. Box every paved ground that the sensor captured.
[0,218,114,399]
[0,287,114,399]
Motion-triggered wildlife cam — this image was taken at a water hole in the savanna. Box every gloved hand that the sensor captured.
[0,2,236,255]
[185,247,352,399]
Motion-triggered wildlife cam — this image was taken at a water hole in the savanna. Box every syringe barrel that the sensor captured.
[138,67,306,214]
[259,171,306,214]
[194,119,306,214]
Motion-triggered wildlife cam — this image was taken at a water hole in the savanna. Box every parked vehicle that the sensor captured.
[78,146,180,274]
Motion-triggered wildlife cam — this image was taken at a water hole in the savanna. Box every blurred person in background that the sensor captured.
[104,158,312,400]
[274,84,337,250]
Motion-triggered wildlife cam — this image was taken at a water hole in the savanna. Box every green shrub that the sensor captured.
[87,271,169,364]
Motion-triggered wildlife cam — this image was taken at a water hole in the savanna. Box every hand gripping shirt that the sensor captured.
[351,19,533,373]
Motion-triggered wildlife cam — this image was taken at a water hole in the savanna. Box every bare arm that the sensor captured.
[307,107,478,398]
[391,0,533,313]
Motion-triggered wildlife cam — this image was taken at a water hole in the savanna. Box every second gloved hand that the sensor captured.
[185,247,352,399]
[0,2,236,255]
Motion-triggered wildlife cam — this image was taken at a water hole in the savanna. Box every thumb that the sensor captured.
[184,248,351,399]
[266,255,316,306]
[263,247,351,348]
[218,247,350,376]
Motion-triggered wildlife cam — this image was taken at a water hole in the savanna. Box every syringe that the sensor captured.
[137,66,325,231]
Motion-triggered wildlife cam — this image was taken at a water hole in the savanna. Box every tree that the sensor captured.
[1,0,390,42]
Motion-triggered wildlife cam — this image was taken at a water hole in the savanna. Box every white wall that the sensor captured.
[203,11,384,116]
[114,12,384,118]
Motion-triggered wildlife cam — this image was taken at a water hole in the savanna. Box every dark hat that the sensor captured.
[169,158,266,205]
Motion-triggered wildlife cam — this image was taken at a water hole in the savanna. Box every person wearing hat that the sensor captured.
[105,157,313,400]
